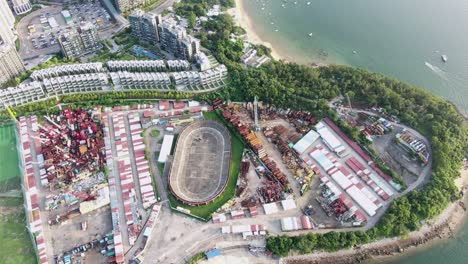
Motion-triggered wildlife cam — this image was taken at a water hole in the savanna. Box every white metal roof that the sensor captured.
[281,199,297,211]
[158,135,174,163]
[263,202,279,215]
[293,129,320,154]
[346,185,378,216]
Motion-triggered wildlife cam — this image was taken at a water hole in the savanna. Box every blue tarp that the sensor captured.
[206,248,221,259]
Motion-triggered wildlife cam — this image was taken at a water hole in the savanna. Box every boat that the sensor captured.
[441,55,447,62]
[352,50,357,54]
[308,33,313,37]
[307,2,311,5]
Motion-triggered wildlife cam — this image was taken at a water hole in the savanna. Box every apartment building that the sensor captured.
[0,43,25,86]
[30,63,104,81]
[0,0,16,44]
[58,23,101,59]
[42,73,109,95]
[158,17,200,60]
[0,82,45,107]
[110,71,171,90]
[11,0,32,15]
[129,8,161,45]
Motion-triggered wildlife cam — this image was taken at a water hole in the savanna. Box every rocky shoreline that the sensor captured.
[285,177,468,264]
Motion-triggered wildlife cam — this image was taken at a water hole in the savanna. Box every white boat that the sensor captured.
[309,33,313,37]
[307,2,311,5]
[441,55,447,62]
[352,50,357,54]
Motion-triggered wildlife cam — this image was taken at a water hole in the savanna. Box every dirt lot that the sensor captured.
[371,128,425,186]
[49,206,112,263]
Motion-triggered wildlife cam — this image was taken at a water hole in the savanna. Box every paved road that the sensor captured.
[123,114,145,212]
[107,114,131,248]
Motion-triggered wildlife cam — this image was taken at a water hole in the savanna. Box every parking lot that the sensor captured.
[18,1,116,60]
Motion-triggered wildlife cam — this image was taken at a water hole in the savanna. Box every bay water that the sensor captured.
[241,0,468,263]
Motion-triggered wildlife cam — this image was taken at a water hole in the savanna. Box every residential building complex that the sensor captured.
[110,71,171,90]
[0,43,25,86]
[158,18,200,60]
[11,0,32,15]
[129,8,161,45]
[107,60,166,72]
[107,60,190,72]
[0,81,45,107]
[58,23,101,59]
[0,0,16,44]
[172,64,227,89]
[30,62,104,81]
[1,61,228,109]
[43,73,110,95]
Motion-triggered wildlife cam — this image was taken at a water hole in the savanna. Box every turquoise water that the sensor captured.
[241,0,468,116]
[241,0,468,263]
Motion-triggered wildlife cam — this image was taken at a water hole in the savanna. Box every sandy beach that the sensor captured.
[284,167,468,264]
[232,0,286,61]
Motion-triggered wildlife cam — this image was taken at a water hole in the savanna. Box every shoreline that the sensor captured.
[284,167,468,264]
[231,0,467,118]
[232,0,286,62]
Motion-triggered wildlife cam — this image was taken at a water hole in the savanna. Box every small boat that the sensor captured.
[352,50,357,54]
[441,55,447,62]
[308,33,313,37]
[307,2,311,5]
[275,29,279,32]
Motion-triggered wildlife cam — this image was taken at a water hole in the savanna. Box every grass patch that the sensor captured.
[150,129,160,138]
[0,197,36,264]
[167,111,244,220]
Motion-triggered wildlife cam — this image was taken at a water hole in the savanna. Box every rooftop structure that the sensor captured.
[316,121,347,156]
[169,120,231,205]
[157,134,174,163]
[293,129,319,154]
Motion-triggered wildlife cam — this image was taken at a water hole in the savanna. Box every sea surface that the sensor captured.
[241,0,468,116]
[241,0,468,263]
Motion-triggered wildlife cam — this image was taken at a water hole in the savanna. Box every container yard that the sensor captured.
[12,98,431,264]
[16,100,209,264]
[212,99,405,230]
